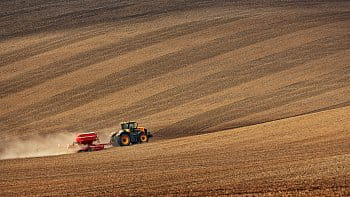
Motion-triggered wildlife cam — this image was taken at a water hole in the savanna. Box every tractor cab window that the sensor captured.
[121,123,128,130]
[121,122,138,130]
[129,122,138,130]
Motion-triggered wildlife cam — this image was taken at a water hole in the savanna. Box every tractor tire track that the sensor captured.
[0,16,243,97]
[4,29,349,136]
[158,67,350,138]
[0,0,221,40]
[71,35,350,134]
[1,12,345,132]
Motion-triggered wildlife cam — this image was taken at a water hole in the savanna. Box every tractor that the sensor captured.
[110,121,152,146]
[69,121,152,152]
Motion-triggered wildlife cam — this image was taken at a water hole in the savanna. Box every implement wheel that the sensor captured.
[118,133,131,146]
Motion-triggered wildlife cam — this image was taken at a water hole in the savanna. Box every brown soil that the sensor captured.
[0,107,349,196]
[0,0,349,196]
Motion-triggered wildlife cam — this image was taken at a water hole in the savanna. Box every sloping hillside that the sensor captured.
[0,106,349,195]
[1,0,349,142]
[0,0,349,195]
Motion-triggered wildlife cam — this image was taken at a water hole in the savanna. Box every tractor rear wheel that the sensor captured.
[139,133,148,143]
[118,133,131,146]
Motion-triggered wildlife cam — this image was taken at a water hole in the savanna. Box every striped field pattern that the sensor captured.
[0,0,349,195]
[1,0,349,141]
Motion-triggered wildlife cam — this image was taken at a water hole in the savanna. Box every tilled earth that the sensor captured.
[0,107,349,196]
[0,0,349,196]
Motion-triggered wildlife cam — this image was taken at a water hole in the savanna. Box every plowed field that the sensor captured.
[0,0,349,196]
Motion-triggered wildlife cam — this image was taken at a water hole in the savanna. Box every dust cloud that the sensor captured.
[0,133,77,160]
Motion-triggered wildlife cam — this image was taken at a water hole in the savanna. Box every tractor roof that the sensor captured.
[121,121,136,124]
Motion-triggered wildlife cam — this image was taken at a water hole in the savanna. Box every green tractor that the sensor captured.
[110,121,152,146]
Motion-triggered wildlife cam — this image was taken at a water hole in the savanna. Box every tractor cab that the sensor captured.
[121,121,138,131]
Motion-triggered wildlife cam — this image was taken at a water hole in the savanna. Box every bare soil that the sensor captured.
[0,107,349,196]
[0,0,349,196]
